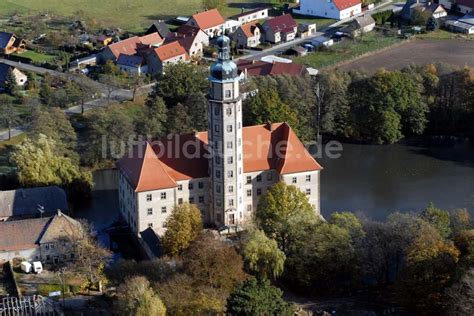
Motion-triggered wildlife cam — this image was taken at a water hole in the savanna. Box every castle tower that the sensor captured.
[208,35,244,228]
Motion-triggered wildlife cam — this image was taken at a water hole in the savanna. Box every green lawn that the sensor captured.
[293,32,402,69]
[292,14,336,31]
[14,50,56,63]
[0,0,277,31]
[415,29,473,40]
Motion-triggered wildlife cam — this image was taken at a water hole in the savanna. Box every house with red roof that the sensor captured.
[231,22,262,48]
[261,14,298,43]
[186,9,225,38]
[146,41,190,74]
[295,0,362,20]
[237,59,308,78]
[117,35,322,256]
[100,32,164,63]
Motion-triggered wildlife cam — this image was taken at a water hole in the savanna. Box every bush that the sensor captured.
[37,284,63,297]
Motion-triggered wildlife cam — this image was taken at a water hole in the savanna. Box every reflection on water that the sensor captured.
[319,139,474,220]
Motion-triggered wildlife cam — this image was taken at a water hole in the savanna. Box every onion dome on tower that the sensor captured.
[210,34,238,81]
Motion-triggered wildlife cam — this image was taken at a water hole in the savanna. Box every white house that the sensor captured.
[117,54,148,75]
[295,0,362,20]
[231,7,269,24]
[186,9,225,38]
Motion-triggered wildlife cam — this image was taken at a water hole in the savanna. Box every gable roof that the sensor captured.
[39,212,81,244]
[152,41,189,61]
[0,186,68,219]
[146,21,171,38]
[0,32,14,50]
[351,15,376,29]
[0,217,50,252]
[190,9,225,30]
[237,59,307,77]
[240,22,261,37]
[139,32,164,46]
[177,25,205,37]
[118,123,322,192]
[106,36,142,58]
[0,62,13,82]
[333,0,361,11]
[264,14,297,33]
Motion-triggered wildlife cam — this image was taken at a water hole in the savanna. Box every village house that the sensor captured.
[100,32,164,62]
[0,63,28,89]
[237,59,308,78]
[0,211,81,263]
[231,7,269,24]
[186,9,225,38]
[261,14,298,43]
[165,33,204,58]
[176,25,210,47]
[145,21,171,39]
[146,41,190,75]
[294,0,362,20]
[401,0,448,20]
[117,54,148,75]
[297,23,317,39]
[117,35,321,257]
[0,186,68,221]
[231,22,262,48]
[344,14,376,37]
[0,32,26,55]
[445,12,474,34]
[440,0,474,14]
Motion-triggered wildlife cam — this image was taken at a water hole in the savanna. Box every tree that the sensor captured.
[73,75,101,114]
[84,107,134,165]
[134,96,167,138]
[166,103,193,134]
[445,268,474,315]
[183,92,208,132]
[65,220,112,293]
[420,204,452,239]
[450,209,472,237]
[161,203,203,256]
[153,63,207,106]
[183,231,246,292]
[242,229,286,280]
[115,276,166,316]
[243,88,299,134]
[328,212,365,241]
[29,107,78,159]
[426,16,439,31]
[202,0,226,10]
[411,7,430,26]
[226,278,294,316]
[39,73,54,105]
[11,135,91,189]
[99,74,124,105]
[255,182,317,253]
[0,100,20,141]
[130,74,145,102]
[4,68,18,96]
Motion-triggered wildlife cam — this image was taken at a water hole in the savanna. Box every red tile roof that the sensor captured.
[106,33,164,58]
[165,32,198,52]
[139,32,164,46]
[264,14,297,33]
[333,0,361,11]
[153,41,189,61]
[118,123,322,192]
[190,9,225,30]
[237,59,307,77]
[240,22,261,38]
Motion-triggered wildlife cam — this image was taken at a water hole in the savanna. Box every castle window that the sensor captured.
[189,197,194,203]
[256,175,262,182]
[162,222,167,228]
[178,184,183,191]
[161,206,166,213]
[199,196,204,203]
[306,189,311,196]
[189,183,194,190]
[198,182,204,189]
[161,192,167,200]
[147,208,153,215]
[292,177,297,184]
[247,205,252,211]
[306,175,311,182]
[146,194,152,201]
[267,173,273,181]
[246,176,251,184]
[148,223,153,228]
[247,190,252,197]
[178,198,183,204]
[257,188,262,196]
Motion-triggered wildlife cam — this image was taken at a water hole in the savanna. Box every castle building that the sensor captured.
[117,35,322,256]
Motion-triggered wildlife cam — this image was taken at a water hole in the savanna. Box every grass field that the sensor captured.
[13,50,57,63]
[0,0,276,31]
[292,14,336,30]
[293,32,401,69]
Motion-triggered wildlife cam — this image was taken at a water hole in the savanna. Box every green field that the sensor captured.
[13,50,56,63]
[293,32,402,69]
[0,0,276,31]
[292,14,336,30]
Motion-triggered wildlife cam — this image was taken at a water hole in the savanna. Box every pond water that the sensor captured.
[318,138,474,220]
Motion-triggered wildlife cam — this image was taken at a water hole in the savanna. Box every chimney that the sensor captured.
[265,121,273,131]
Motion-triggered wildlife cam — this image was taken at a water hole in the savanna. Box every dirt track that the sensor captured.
[333,39,474,73]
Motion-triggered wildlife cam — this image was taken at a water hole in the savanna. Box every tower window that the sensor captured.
[228,171,234,178]
[229,199,234,206]
[216,185,221,193]
[215,124,220,132]
[229,186,234,193]
[228,157,233,164]
[226,108,232,115]
[225,90,231,98]
[214,107,220,115]
[227,142,233,149]
[216,170,221,178]
[227,125,233,132]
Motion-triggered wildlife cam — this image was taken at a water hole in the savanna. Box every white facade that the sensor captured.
[118,63,148,76]
[295,0,362,20]
[233,8,269,24]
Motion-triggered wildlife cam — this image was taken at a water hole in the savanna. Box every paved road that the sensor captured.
[237,0,395,61]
